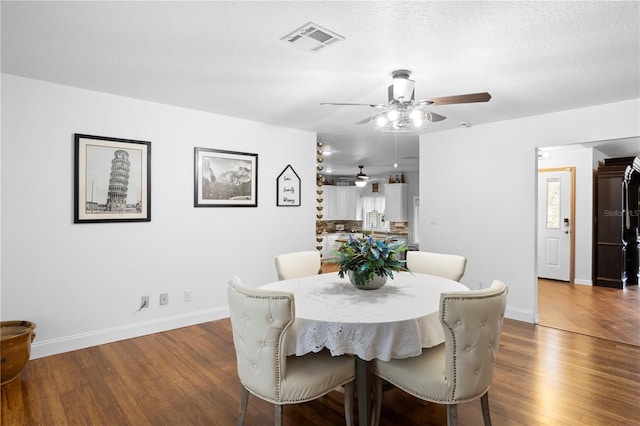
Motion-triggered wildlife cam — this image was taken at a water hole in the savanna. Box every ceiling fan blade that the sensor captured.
[429,112,447,122]
[320,102,385,108]
[354,117,371,125]
[427,92,492,106]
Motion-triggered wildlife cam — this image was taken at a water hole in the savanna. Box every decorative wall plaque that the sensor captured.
[276,165,301,206]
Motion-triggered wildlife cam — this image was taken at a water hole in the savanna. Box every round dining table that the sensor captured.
[261,271,469,426]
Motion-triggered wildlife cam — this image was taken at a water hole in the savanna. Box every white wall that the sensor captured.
[419,99,640,323]
[538,146,596,285]
[1,74,317,358]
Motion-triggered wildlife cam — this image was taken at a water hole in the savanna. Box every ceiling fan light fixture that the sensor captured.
[409,108,424,121]
[375,115,388,127]
[354,180,367,187]
[370,105,430,133]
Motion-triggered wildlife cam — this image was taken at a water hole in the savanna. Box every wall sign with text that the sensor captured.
[276,165,301,206]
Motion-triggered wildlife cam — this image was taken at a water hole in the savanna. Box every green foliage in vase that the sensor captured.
[330,234,408,287]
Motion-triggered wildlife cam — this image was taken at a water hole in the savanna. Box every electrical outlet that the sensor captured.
[141,296,149,309]
[160,293,168,305]
[184,290,192,302]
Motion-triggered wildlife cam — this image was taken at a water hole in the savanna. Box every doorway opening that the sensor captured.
[535,137,640,345]
[537,167,575,283]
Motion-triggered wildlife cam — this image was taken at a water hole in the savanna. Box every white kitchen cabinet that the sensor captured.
[321,185,337,220]
[322,233,342,259]
[316,236,327,259]
[322,186,360,220]
[335,186,360,220]
[384,184,408,222]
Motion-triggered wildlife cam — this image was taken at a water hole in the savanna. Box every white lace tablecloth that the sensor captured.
[261,272,469,361]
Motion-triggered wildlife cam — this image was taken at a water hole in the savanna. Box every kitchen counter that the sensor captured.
[370,231,408,237]
[331,231,408,243]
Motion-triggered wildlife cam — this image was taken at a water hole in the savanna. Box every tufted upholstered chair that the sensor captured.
[372,280,508,426]
[227,276,355,426]
[274,251,321,280]
[406,251,468,282]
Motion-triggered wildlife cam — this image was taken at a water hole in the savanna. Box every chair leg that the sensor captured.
[343,381,355,426]
[371,376,383,426]
[481,392,492,426]
[237,386,249,426]
[275,404,283,426]
[447,404,457,426]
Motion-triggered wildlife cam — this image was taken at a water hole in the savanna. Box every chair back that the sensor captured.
[227,276,294,403]
[406,251,467,282]
[274,251,321,280]
[440,280,507,402]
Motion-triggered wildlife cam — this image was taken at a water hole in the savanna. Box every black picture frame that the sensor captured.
[276,165,301,206]
[194,147,258,207]
[74,134,151,223]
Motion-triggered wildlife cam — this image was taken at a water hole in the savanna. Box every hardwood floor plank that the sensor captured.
[538,278,640,346]
[3,318,639,425]
[3,273,639,425]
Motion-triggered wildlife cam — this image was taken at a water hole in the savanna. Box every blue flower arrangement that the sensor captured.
[330,234,408,287]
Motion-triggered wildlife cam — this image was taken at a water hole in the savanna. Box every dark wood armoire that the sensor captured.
[594,157,640,288]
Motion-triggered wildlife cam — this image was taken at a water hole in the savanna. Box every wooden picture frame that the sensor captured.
[194,147,258,207]
[276,165,301,206]
[74,134,151,223]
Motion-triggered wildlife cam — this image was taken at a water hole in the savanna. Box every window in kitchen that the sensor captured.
[362,196,388,231]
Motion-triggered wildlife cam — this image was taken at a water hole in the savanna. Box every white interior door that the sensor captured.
[538,169,573,281]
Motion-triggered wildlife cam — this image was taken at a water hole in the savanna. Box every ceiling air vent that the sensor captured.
[281,22,344,53]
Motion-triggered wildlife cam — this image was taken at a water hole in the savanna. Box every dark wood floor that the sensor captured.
[538,278,640,346]
[3,319,640,424]
[3,270,639,425]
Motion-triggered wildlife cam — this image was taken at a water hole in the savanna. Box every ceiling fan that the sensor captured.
[321,69,491,132]
[338,165,371,186]
[355,165,370,180]
[354,165,370,187]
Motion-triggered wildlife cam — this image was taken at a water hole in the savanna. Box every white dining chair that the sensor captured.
[372,280,508,426]
[274,250,321,280]
[406,251,467,282]
[227,276,355,426]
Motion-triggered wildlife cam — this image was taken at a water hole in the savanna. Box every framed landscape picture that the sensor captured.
[74,134,151,223]
[194,147,258,207]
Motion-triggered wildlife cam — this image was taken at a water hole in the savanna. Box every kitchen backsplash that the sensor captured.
[319,220,362,233]
[389,222,409,235]
[320,220,408,235]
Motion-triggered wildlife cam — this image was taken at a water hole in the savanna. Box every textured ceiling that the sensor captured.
[2,1,639,176]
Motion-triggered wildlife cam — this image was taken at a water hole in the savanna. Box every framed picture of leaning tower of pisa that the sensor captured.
[74,134,151,223]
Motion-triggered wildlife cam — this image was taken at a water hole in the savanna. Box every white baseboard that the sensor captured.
[573,278,592,286]
[31,305,536,359]
[31,307,229,359]
[505,306,536,324]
